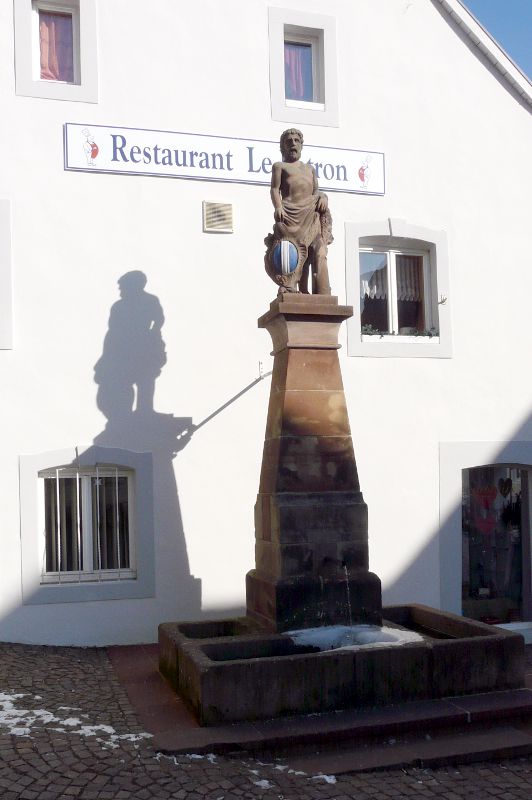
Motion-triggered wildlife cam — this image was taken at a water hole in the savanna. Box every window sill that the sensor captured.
[38,77,79,87]
[15,75,97,103]
[285,99,325,112]
[27,580,145,604]
[350,334,450,359]
[41,570,137,584]
[361,334,440,344]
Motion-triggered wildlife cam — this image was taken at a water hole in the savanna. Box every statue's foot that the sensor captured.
[277,286,299,295]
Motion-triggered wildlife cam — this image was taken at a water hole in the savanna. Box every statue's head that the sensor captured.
[280,128,303,162]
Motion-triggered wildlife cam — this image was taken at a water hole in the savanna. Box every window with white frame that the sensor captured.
[14,0,98,102]
[345,219,452,359]
[359,246,437,337]
[269,7,338,127]
[20,446,154,604]
[39,465,135,584]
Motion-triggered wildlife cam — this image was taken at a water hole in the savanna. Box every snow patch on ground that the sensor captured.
[312,774,337,783]
[0,690,151,749]
[155,752,182,766]
[252,779,274,789]
[186,753,218,763]
[287,624,423,651]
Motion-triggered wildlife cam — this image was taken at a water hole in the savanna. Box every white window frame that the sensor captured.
[38,465,136,584]
[20,446,155,604]
[359,245,436,337]
[13,0,98,102]
[269,7,339,127]
[345,218,452,359]
[0,199,13,350]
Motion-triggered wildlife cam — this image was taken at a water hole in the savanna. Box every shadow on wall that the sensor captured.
[85,276,532,628]
[0,271,276,645]
[92,270,201,612]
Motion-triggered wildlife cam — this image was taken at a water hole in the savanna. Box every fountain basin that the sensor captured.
[159,604,525,725]
[158,616,261,690]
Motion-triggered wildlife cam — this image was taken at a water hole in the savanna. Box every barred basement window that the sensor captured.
[39,466,136,583]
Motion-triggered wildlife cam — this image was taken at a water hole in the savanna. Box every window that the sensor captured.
[462,465,527,624]
[360,247,437,337]
[20,446,154,604]
[345,219,452,358]
[269,7,338,127]
[34,3,79,84]
[39,465,135,583]
[284,27,323,106]
[14,0,98,102]
[439,441,532,625]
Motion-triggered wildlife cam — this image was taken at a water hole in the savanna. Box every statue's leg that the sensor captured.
[311,237,332,295]
[299,259,310,294]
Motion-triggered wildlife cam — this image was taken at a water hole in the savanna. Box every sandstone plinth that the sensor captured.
[246,294,382,631]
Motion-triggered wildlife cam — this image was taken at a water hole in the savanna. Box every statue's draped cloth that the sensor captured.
[265,195,333,289]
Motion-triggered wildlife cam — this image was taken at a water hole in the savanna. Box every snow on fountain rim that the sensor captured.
[286,624,423,652]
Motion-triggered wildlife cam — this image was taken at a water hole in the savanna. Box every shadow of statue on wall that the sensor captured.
[94,270,167,418]
[92,270,200,614]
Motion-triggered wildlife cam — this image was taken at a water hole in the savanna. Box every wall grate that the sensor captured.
[202,202,233,233]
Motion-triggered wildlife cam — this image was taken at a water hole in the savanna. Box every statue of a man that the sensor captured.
[265,128,332,295]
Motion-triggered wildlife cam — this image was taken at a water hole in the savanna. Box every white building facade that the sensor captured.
[1,0,531,645]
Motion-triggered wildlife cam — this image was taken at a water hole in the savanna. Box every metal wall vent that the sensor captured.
[202,202,233,233]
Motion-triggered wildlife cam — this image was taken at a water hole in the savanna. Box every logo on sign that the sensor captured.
[82,128,99,167]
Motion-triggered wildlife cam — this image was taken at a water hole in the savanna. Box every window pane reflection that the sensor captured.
[462,466,523,623]
[360,252,389,333]
[396,254,425,333]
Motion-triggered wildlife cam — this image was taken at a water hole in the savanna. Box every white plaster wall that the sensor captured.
[0,0,530,643]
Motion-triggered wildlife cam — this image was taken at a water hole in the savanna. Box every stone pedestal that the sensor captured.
[246,294,382,632]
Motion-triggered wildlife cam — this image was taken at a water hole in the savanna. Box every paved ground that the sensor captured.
[1,643,532,799]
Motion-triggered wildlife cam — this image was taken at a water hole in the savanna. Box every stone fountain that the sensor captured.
[245,293,382,633]
[159,129,524,725]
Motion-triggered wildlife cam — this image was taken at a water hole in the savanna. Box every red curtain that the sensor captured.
[284,43,305,100]
[39,12,74,82]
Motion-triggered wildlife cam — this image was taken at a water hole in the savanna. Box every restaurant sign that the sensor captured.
[64,123,385,195]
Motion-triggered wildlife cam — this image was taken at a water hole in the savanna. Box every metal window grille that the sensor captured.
[40,466,134,584]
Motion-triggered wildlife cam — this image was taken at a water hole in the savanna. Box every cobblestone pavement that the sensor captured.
[1,643,532,799]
